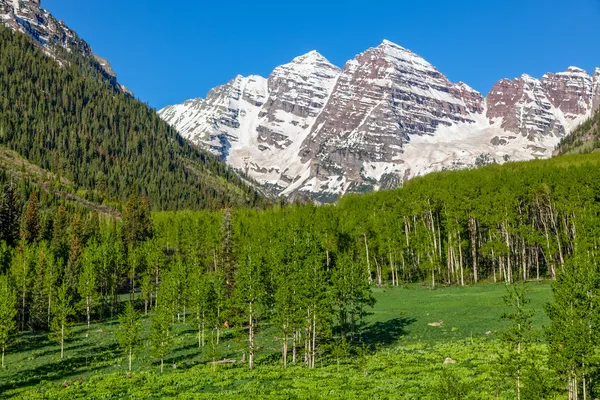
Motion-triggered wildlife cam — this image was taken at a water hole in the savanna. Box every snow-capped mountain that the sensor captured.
[159,40,600,201]
[0,0,129,94]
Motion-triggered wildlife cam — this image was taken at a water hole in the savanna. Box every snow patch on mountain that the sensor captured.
[159,40,599,201]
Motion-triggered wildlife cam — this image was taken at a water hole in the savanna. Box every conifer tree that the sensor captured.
[121,193,153,250]
[20,192,40,244]
[50,205,69,264]
[0,182,20,247]
[0,274,17,367]
[116,302,142,372]
[0,241,11,274]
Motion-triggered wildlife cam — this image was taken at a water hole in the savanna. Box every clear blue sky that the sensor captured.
[44,0,600,110]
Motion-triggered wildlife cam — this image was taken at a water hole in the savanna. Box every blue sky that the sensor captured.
[45,0,600,110]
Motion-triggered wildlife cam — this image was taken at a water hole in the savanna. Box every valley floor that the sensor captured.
[1,282,557,399]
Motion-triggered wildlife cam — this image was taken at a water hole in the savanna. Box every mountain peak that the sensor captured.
[458,81,478,93]
[374,39,433,69]
[520,74,540,84]
[292,50,330,65]
[379,39,406,49]
[566,66,586,74]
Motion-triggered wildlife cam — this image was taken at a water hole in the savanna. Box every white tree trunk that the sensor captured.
[249,302,254,370]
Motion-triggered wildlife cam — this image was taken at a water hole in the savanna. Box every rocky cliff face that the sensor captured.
[486,74,566,141]
[541,67,594,121]
[0,0,129,94]
[593,68,600,113]
[297,41,487,195]
[160,40,600,201]
[159,52,341,191]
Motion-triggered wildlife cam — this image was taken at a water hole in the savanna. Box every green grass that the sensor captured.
[368,281,552,343]
[0,282,555,399]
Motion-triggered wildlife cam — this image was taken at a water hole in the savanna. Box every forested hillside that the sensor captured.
[0,26,266,211]
[555,107,600,155]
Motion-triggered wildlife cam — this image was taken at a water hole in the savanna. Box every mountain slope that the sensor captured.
[0,0,130,94]
[555,107,600,155]
[0,25,266,210]
[160,41,600,201]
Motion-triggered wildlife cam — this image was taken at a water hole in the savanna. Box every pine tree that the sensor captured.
[116,302,142,372]
[121,194,153,250]
[0,182,20,247]
[50,205,69,264]
[50,283,75,359]
[20,192,40,244]
[0,274,17,367]
[0,241,11,275]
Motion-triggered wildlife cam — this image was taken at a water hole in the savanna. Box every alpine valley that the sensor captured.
[160,41,600,201]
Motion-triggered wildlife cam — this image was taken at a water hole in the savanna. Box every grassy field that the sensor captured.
[368,281,552,343]
[0,282,556,399]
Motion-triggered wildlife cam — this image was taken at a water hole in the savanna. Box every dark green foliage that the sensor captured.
[121,193,153,250]
[20,191,40,244]
[0,182,20,247]
[0,26,265,211]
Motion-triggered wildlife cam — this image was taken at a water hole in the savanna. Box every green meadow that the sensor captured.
[1,282,557,399]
